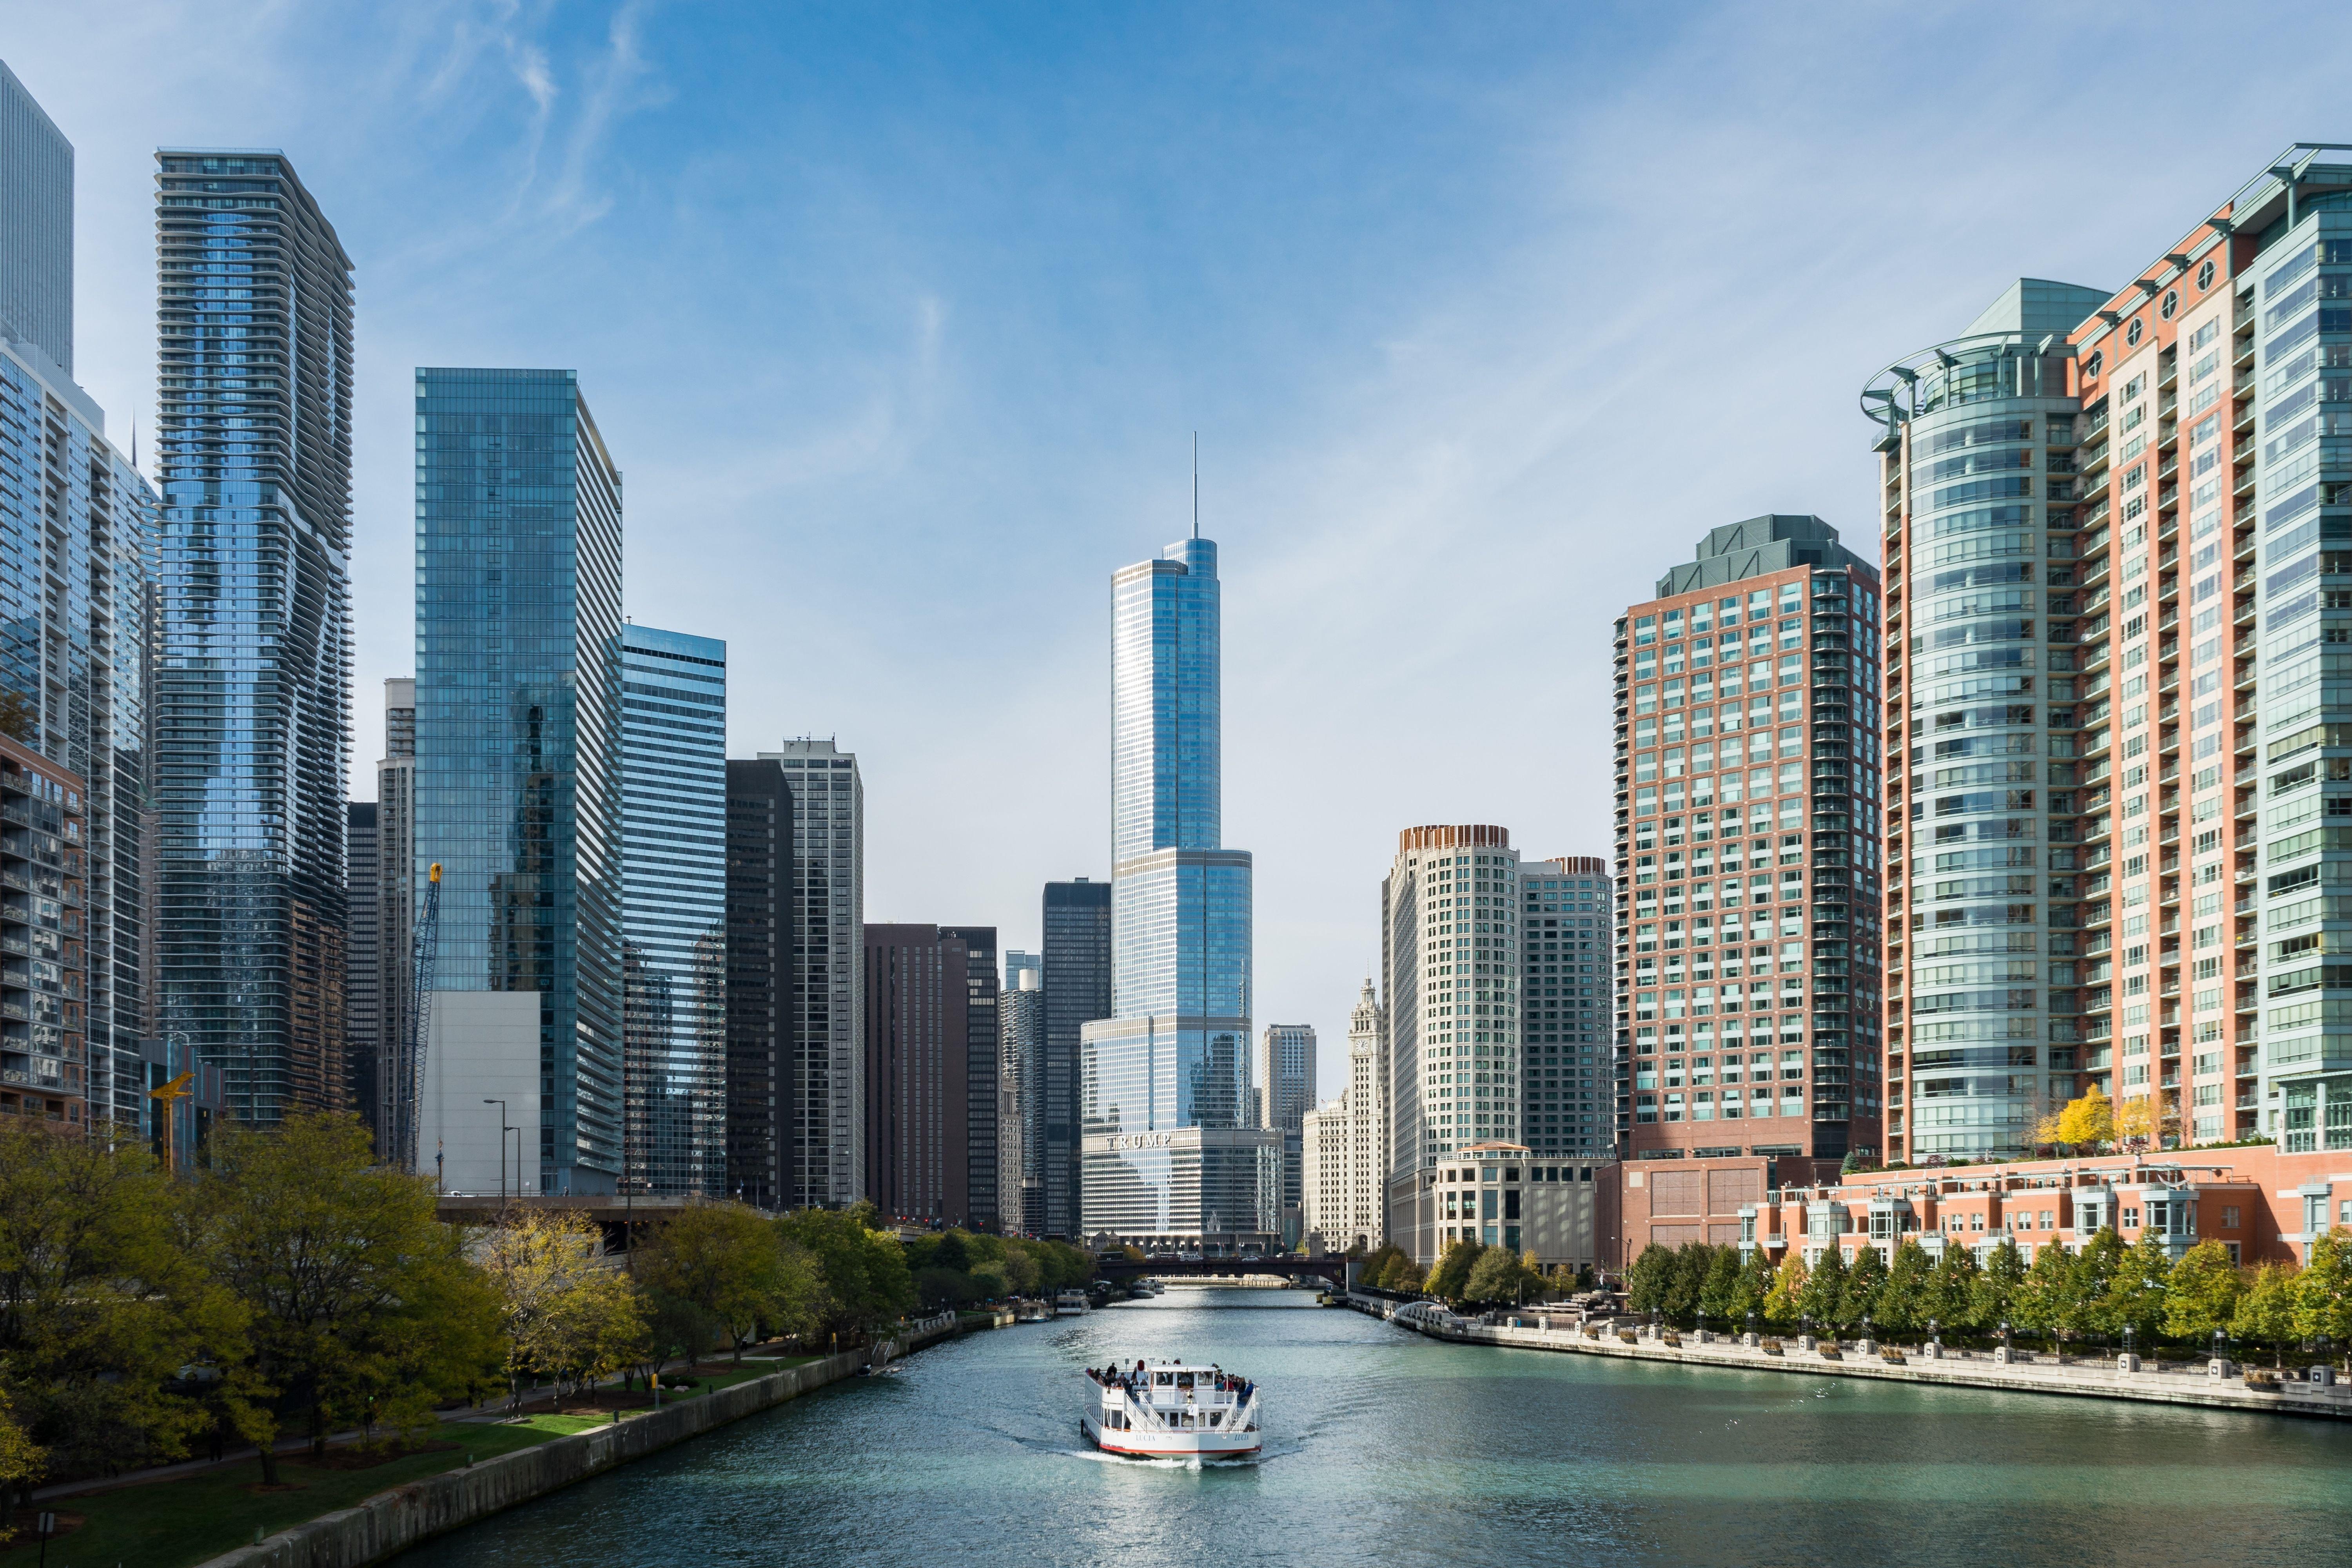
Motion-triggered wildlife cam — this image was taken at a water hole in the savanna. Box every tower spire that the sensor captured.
[1192,431,1199,539]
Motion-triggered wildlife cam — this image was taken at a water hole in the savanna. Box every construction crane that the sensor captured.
[402,862,443,1174]
[147,1070,194,1175]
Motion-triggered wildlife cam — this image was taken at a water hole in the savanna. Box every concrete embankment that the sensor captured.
[199,1312,967,1568]
[1347,1293,2352,1421]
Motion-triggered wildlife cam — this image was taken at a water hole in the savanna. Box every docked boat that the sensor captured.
[1054,1288,1091,1316]
[1082,1360,1261,1459]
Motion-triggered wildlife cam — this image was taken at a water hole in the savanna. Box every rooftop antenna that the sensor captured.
[1192,431,1199,540]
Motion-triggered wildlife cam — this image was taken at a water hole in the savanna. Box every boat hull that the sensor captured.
[1081,1414,1259,1459]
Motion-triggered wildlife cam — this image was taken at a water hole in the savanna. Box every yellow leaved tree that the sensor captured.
[480,1209,646,1404]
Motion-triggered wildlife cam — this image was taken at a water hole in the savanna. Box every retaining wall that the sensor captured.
[1348,1293,2352,1421]
[196,1313,965,1568]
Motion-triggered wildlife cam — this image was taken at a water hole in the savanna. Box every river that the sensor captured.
[395,1288,2352,1567]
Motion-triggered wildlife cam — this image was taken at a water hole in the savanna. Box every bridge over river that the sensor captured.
[1094,1254,1351,1287]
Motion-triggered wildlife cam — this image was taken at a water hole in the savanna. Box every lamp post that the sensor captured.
[483,1100,511,1210]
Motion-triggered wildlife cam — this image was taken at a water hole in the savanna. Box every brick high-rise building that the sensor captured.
[724,758,791,1208]
[1613,517,1886,1171]
[863,923,973,1226]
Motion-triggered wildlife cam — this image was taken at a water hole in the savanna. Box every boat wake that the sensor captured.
[1058,1446,1260,1470]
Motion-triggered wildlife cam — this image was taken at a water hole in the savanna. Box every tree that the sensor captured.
[1698,1246,1744,1322]
[2292,1229,2352,1351]
[1842,1243,1889,1328]
[0,1116,232,1486]
[1732,1247,1775,1324]
[634,1203,804,1361]
[2163,1241,2244,1345]
[1359,1244,1408,1291]
[2073,1229,2127,1332]
[1624,1244,1674,1315]
[1425,1240,1486,1304]
[1797,1245,1848,1328]
[1972,1238,2028,1334]
[1393,1261,1426,1294]
[2234,1263,2300,1366]
[2054,1092,2114,1150]
[2102,1228,2173,1349]
[1664,1245,1711,1321]
[0,1387,41,1543]
[1878,1240,1932,1333]
[195,1114,500,1482]
[1762,1250,1807,1325]
[1465,1247,1541,1306]
[481,1209,644,1412]
[1922,1240,1982,1332]
[2111,1096,2157,1152]
[773,1206,918,1336]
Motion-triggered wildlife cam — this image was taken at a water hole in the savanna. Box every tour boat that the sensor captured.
[1082,1360,1261,1459]
[1055,1288,1091,1316]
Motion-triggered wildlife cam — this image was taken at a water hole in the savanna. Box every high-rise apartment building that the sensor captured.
[154,148,352,1125]
[1613,518,1886,1171]
[0,70,153,1133]
[724,758,791,1207]
[345,801,378,1140]
[1865,149,2352,1162]
[1082,535,1276,1249]
[942,924,1000,1229]
[1257,1023,1316,1242]
[1517,856,1612,1158]
[999,960,1044,1232]
[414,368,622,1194]
[1382,824,1522,1261]
[0,736,87,1127]
[0,60,71,377]
[1041,878,1108,1237]
[755,739,864,1206]
[863,923,975,1225]
[620,625,727,1196]
[374,679,416,1153]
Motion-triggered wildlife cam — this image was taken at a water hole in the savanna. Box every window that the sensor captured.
[2197,259,2216,291]
[2160,288,2178,320]
[2126,317,2143,346]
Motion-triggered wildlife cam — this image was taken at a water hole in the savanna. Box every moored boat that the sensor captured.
[1054,1288,1091,1316]
[1081,1359,1261,1459]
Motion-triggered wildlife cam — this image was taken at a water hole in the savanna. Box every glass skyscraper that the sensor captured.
[414,368,623,1193]
[619,623,726,1196]
[153,148,353,1123]
[1081,536,1275,1248]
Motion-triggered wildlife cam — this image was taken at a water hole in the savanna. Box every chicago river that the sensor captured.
[394,1290,2352,1567]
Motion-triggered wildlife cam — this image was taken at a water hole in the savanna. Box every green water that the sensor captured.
[395,1289,2352,1567]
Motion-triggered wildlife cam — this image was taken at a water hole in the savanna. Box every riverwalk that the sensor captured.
[1347,1292,2352,1420]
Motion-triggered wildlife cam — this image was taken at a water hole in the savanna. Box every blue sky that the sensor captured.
[9,0,2352,1087]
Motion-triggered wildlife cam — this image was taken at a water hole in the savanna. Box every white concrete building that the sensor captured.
[1301,978,1390,1253]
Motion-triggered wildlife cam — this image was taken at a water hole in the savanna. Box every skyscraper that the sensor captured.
[1081,536,1274,1250]
[374,679,416,1152]
[154,148,353,1125]
[756,739,864,1206]
[1040,878,1108,1237]
[1381,824,1523,1261]
[941,924,1000,1229]
[1516,855,1611,1158]
[724,758,791,1207]
[620,624,727,1196]
[999,961,1044,1233]
[1613,516,1885,1170]
[1256,1023,1316,1243]
[345,801,378,1140]
[0,60,71,377]
[863,923,971,1225]
[0,65,152,1134]
[413,368,623,1194]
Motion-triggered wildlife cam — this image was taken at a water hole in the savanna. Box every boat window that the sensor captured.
[1176,1372,1193,1388]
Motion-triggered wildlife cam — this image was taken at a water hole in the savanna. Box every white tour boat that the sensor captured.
[1081,1360,1261,1459]
[1054,1288,1091,1316]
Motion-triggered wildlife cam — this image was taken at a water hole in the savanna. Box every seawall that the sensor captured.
[1347,1293,2352,1420]
[197,1312,965,1568]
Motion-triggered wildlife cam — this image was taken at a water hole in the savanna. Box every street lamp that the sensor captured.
[483,1100,511,1210]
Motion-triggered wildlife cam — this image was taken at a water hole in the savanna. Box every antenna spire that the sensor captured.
[1192,431,1199,540]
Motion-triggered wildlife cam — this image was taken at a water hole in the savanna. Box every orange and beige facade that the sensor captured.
[1866,144,2352,1165]
[0,733,87,1127]
[1611,517,1887,1169]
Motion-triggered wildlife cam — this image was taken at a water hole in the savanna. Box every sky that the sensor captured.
[7,0,2352,1093]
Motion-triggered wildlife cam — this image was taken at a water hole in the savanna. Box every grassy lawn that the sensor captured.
[35,1422,560,1568]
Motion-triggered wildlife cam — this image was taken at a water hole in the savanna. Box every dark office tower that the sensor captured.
[346,801,379,1143]
[1000,963,1044,1233]
[724,759,791,1209]
[374,678,415,1147]
[941,925,1000,1230]
[863,924,971,1225]
[1041,877,1110,1238]
[154,149,354,1123]
[414,368,623,1195]
[755,740,865,1205]
[620,625,727,1198]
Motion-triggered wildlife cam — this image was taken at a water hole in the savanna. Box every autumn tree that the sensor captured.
[1731,1247,1776,1324]
[1425,1239,1486,1304]
[1762,1249,1807,1325]
[2111,1096,2157,1153]
[2234,1263,2300,1367]
[1464,1247,1542,1305]
[2162,1241,2244,1345]
[0,1387,40,1542]
[197,1114,501,1481]
[481,1208,645,1405]
[2053,1092,2114,1150]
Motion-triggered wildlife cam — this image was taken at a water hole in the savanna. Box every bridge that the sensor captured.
[1094,1254,1351,1288]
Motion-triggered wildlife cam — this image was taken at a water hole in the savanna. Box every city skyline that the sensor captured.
[20,7,2352,1090]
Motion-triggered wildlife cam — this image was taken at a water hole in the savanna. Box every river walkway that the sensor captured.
[1347,1292,2352,1420]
